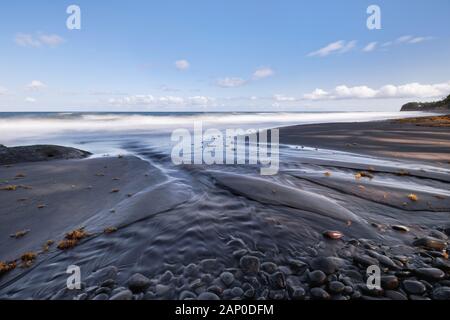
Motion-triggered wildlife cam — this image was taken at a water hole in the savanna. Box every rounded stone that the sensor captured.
[93,293,109,300]
[261,262,278,274]
[269,271,286,289]
[109,289,133,300]
[403,280,426,295]
[415,268,445,281]
[310,256,343,274]
[329,281,345,293]
[290,286,306,300]
[308,270,327,286]
[381,275,399,290]
[413,237,446,251]
[432,287,450,300]
[231,287,244,297]
[220,272,235,287]
[239,255,260,274]
[384,290,407,300]
[127,273,151,293]
[310,287,330,300]
[179,290,197,300]
[323,230,343,240]
[160,270,174,283]
[198,292,220,300]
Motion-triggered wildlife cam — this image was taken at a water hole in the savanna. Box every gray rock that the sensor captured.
[289,286,306,300]
[160,270,174,284]
[288,259,308,275]
[86,266,118,286]
[430,230,448,240]
[231,287,244,297]
[109,289,133,300]
[261,262,278,274]
[269,272,286,289]
[353,254,378,267]
[413,237,447,251]
[308,270,327,286]
[220,272,235,287]
[310,287,330,300]
[239,255,260,274]
[384,290,407,300]
[198,292,220,300]
[310,256,344,274]
[93,293,109,300]
[432,287,450,300]
[200,259,220,273]
[381,275,399,290]
[100,279,115,288]
[403,280,426,295]
[415,268,445,281]
[329,281,345,293]
[183,263,198,277]
[433,258,450,271]
[155,284,172,297]
[127,273,151,293]
[179,290,197,300]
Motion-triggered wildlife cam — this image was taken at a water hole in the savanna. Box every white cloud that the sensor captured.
[108,95,214,107]
[25,97,36,103]
[273,94,297,102]
[302,81,450,100]
[396,35,413,44]
[308,40,356,57]
[216,77,247,88]
[253,67,274,80]
[303,88,329,100]
[27,80,47,90]
[39,34,65,47]
[15,33,65,48]
[363,42,377,52]
[175,59,190,71]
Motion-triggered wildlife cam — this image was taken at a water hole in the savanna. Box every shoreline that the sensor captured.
[1,114,449,300]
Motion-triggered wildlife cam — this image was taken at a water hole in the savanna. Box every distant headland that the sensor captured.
[401,94,450,112]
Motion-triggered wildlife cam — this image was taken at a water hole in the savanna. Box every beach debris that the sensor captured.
[37,204,47,209]
[396,170,411,176]
[0,261,16,275]
[95,173,105,177]
[0,185,17,191]
[118,154,123,158]
[127,193,133,197]
[57,228,89,250]
[10,229,30,239]
[356,171,374,179]
[42,240,54,252]
[434,195,445,200]
[112,177,120,181]
[323,230,343,240]
[104,227,118,234]
[15,173,26,178]
[21,252,37,267]
[111,188,120,193]
[324,171,331,177]
[110,209,116,213]
[408,193,419,202]
[392,225,410,232]
[354,173,362,179]
[17,198,28,202]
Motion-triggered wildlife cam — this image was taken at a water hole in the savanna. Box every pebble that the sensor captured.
[288,259,308,275]
[127,273,151,293]
[353,254,378,267]
[289,286,306,300]
[239,255,260,274]
[392,225,410,232]
[384,290,407,300]
[200,259,220,273]
[310,287,330,300]
[429,230,448,241]
[415,268,445,281]
[329,281,345,293]
[380,275,399,290]
[261,262,278,274]
[220,272,235,287]
[310,256,343,274]
[270,272,286,289]
[109,289,133,300]
[197,292,220,300]
[86,266,118,286]
[323,230,343,240]
[432,287,450,300]
[100,279,115,288]
[413,237,447,251]
[160,270,174,284]
[434,258,450,271]
[403,280,426,295]
[179,290,197,300]
[93,293,109,300]
[231,287,244,297]
[308,270,327,286]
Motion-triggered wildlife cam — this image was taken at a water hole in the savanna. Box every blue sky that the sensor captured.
[0,0,449,111]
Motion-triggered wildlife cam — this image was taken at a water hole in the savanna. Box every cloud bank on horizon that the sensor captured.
[0,0,449,111]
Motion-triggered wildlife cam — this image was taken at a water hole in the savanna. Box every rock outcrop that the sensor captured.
[401,94,450,112]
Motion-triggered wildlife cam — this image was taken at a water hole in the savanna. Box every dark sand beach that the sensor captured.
[1,115,449,300]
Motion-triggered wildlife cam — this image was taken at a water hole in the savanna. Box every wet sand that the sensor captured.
[280,115,450,163]
[0,115,449,300]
